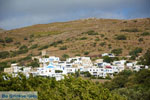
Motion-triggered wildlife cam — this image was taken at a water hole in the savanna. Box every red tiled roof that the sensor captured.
[106,66,112,69]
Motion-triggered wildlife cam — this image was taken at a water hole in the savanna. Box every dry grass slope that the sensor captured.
[0,18,150,62]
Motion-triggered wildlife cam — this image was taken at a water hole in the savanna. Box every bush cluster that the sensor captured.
[141,32,150,36]
[0,73,126,100]
[82,30,98,35]
[115,35,127,40]
[120,28,139,32]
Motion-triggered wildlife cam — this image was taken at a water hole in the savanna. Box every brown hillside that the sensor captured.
[0,18,150,62]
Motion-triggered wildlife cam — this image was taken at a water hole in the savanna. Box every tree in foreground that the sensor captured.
[0,73,126,100]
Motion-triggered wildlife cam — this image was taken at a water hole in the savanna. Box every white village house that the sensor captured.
[3,55,149,80]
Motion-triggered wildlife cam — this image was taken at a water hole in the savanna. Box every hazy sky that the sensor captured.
[0,0,150,30]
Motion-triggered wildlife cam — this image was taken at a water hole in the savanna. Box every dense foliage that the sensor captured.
[141,32,150,36]
[0,73,125,100]
[0,51,10,59]
[103,69,150,100]
[102,56,119,63]
[27,60,39,67]
[111,48,122,56]
[129,47,143,57]
[0,62,10,72]
[138,49,150,66]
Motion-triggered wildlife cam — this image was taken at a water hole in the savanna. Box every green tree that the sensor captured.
[129,47,143,57]
[28,61,39,67]
[0,73,126,100]
[62,54,69,59]
[103,56,113,63]
[111,48,122,56]
[84,51,89,55]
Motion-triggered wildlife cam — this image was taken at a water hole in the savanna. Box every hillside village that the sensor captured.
[4,50,149,80]
[1,18,150,81]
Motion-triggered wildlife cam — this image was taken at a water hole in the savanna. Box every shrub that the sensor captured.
[100,34,105,37]
[123,21,127,23]
[129,55,136,60]
[129,47,143,57]
[62,54,69,59]
[14,42,21,45]
[17,49,28,54]
[84,51,89,55]
[82,30,98,35]
[99,42,106,47]
[80,37,87,40]
[30,44,38,49]
[50,42,57,47]
[24,37,28,40]
[138,49,150,66]
[30,34,34,38]
[29,39,34,42]
[50,40,63,47]
[115,35,127,40]
[103,56,113,63]
[80,71,91,77]
[75,54,81,56]
[92,42,96,47]
[38,45,49,50]
[28,61,39,67]
[19,56,31,62]
[95,38,100,41]
[5,37,13,43]
[0,62,10,72]
[120,28,139,32]
[18,45,28,54]
[111,48,122,56]
[19,45,28,50]
[0,38,4,43]
[108,44,112,49]
[59,46,67,50]
[138,38,143,42]
[133,20,137,23]
[55,70,63,73]
[104,37,108,40]
[0,51,10,59]
[57,40,63,44]
[10,51,18,57]
[141,32,150,36]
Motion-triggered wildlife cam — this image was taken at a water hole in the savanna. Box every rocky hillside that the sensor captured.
[0,18,150,62]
